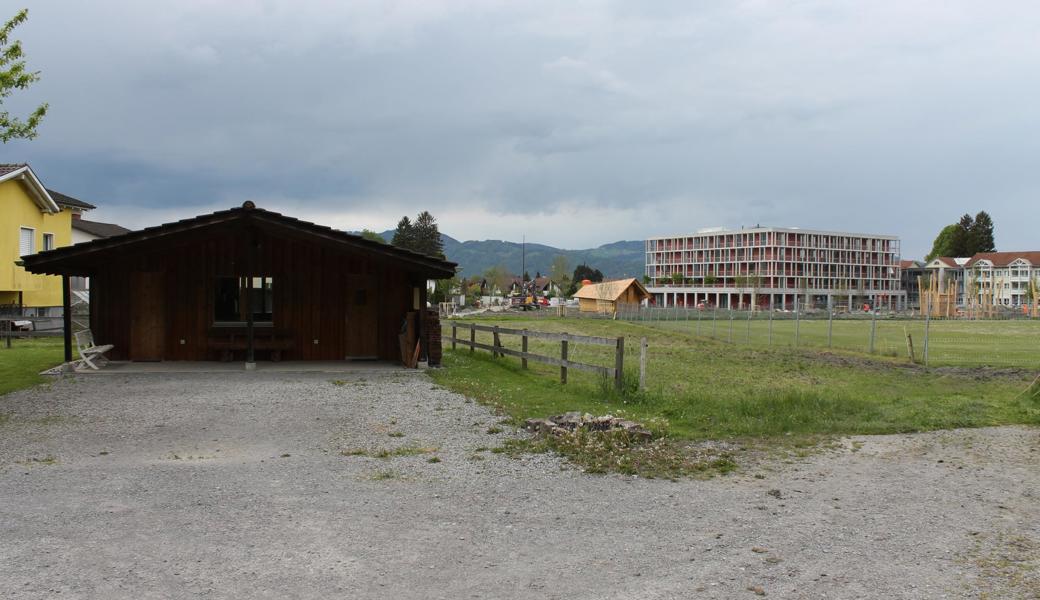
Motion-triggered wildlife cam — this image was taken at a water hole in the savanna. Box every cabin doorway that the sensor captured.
[345,274,378,359]
[130,272,165,361]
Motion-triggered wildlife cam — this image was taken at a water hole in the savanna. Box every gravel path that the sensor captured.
[0,371,1036,599]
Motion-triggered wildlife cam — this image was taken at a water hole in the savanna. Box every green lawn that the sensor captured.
[432,316,1040,441]
[0,338,65,397]
[627,312,1040,368]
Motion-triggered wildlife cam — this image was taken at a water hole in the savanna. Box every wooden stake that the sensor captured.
[639,337,647,391]
[560,336,568,384]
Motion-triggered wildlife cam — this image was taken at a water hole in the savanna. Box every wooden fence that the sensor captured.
[447,322,625,390]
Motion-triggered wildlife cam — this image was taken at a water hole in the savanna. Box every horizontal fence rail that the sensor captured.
[447,322,625,390]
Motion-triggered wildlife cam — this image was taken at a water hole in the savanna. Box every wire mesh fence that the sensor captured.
[610,304,1039,368]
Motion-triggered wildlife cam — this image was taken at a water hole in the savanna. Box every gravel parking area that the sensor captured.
[1,371,1037,599]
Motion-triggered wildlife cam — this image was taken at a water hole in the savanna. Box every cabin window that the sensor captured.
[214,276,274,324]
[19,227,34,256]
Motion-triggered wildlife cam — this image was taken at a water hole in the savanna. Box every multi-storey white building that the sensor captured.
[645,227,905,310]
[964,252,1040,307]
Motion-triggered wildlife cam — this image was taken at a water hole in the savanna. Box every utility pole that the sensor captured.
[521,234,526,294]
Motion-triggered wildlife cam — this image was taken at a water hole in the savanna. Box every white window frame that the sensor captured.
[19,226,35,257]
[42,232,55,252]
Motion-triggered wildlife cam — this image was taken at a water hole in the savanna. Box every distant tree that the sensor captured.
[642,275,651,285]
[669,272,683,285]
[522,271,530,282]
[482,265,511,296]
[431,275,459,304]
[391,216,416,250]
[969,211,996,254]
[412,210,445,259]
[926,212,997,261]
[926,223,965,261]
[572,263,604,284]
[568,263,604,295]
[955,214,974,255]
[0,10,47,142]
[549,255,571,291]
[359,229,386,244]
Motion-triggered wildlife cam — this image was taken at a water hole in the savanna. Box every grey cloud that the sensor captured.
[2,0,1038,257]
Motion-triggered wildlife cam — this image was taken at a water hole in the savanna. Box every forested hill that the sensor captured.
[376,231,644,278]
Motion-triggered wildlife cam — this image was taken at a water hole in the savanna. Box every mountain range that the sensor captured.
[377,231,645,279]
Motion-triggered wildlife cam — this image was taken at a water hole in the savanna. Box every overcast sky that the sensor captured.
[4,1,1039,258]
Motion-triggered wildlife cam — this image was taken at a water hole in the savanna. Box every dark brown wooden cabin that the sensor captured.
[22,202,456,363]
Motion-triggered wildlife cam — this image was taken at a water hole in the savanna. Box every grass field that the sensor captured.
[432,316,1040,442]
[0,338,64,397]
[633,312,1040,368]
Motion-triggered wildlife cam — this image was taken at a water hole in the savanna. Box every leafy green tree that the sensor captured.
[926,223,965,261]
[482,265,511,295]
[0,9,47,142]
[549,255,571,291]
[391,216,415,250]
[359,229,386,244]
[431,275,459,304]
[926,212,996,260]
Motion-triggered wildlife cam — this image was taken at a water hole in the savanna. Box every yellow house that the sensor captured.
[1,164,95,310]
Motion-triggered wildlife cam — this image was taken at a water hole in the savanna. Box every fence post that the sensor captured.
[639,337,647,391]
[493,326,501,358]
[451,325,457,351]
[869,308,877,354]
[924,296,931,366]
[746,310,752,343]
[768,309,773,346]
[560,335,568,384]
[614,336,625,392]
[470,326,475,353]
[828,309,833,348]
[521,329,528,370]
[795,304,801,348]
[696,309,702,337]
[712,308,718,338]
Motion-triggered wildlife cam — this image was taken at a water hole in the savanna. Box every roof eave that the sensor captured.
[0,166,60,213]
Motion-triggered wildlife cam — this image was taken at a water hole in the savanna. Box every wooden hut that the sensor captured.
[572,278,650,315]
[21,202,456,364]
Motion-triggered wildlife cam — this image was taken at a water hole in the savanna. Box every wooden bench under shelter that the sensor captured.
[207,327,294,361]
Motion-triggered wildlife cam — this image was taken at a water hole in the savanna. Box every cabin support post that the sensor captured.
[62,274,72,363]
[245,275,255,369]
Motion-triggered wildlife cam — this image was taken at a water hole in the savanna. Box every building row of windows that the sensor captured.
[18,226,55,256]
[648,253,897,266]
[647,234,898,253]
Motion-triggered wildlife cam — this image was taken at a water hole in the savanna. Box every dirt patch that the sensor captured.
[792,348,1036,382]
